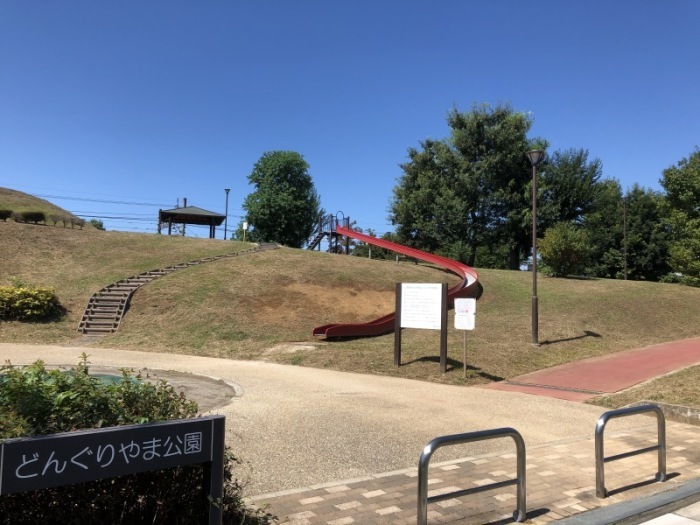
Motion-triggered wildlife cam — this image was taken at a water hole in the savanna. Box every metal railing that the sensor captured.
[417,427,526,524]
[595,404,667,498]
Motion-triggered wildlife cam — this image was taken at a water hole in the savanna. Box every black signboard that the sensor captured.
[0,416,225,523]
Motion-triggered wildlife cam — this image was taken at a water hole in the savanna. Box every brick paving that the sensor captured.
[251,421,700,524]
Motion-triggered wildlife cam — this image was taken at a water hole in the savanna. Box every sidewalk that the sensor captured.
[250,337,700,524]
[483,337,700,402]
[2,339,700,524]
[251,422,700,524]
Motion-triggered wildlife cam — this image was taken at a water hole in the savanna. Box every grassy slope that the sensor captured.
[0,187,83,221]
[1,215,699,402]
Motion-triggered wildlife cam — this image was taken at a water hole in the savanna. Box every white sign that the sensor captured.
[454,298,476,330]
[400,283,443,330]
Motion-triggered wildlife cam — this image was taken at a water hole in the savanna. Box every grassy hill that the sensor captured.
[0,187,85,224]
[2,212,699,397]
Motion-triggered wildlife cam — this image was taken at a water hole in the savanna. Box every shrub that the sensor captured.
[18,211,46,224]
[0,283,65,321]
[0,209,12,221]
[0,356,275,524]
[90,218,106,230]
[539,222,590,277]
[48,214,62,226]
[70,217,86,229]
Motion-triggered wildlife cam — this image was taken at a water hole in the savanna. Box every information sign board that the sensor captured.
[400,283,444,330]
[454,298,476,330]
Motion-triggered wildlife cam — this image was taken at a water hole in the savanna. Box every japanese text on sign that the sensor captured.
[400,283,443,330]
[0,417,217,496]
[454,298,476,330]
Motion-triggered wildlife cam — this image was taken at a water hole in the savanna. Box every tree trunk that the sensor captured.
[508,246,521,270]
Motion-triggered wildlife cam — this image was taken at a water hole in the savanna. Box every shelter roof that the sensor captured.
[159,206,225,226]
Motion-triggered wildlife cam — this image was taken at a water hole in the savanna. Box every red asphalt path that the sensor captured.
[483,336,700,402]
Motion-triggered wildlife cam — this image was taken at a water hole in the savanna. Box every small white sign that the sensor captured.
[454,298,476,330]
[400,283,443,330]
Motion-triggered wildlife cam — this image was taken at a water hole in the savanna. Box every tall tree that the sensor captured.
[538,148,602,228]
[661,148,700,286]
[390,103,542,269]
[242,151,320,247]
[582,179,624,278]
[624,185,671,281]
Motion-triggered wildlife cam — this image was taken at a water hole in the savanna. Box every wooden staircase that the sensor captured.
[77,243,279,336]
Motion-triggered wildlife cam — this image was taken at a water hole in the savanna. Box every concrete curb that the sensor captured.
[556,477,700,524]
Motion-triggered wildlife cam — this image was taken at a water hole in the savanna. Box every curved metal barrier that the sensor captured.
[595,404,667,498]
[417,427,526,524]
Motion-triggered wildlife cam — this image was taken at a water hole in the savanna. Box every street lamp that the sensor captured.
[525,150,545,345]
[224,188,230,240]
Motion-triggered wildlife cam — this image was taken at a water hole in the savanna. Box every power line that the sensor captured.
[75,215,154,221]
[33,193,171,207]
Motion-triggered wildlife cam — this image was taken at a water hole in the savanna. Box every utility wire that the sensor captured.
[32,193,171,207]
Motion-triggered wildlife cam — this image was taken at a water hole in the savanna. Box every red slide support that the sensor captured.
[312,225,479,338]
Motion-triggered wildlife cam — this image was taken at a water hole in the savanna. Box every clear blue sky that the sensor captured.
[2,1,698,238]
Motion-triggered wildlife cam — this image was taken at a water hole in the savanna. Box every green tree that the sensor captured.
[538,148,602,227]
[539,222,590,277]
[583,179,624,278]
[351,228,399,259]
[242,151,321,247]
[89,218,106,230]
[390,103,544,269]
[624,185,671,281]
[661,148,700,286]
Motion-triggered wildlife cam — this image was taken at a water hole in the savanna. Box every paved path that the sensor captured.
[2,339,700,524]
[483,337,700,402]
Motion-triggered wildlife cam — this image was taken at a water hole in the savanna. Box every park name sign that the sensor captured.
[0,416,226,524]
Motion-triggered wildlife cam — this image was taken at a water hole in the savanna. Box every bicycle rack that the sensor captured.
[417,427,526,524]
[595,404,667,498]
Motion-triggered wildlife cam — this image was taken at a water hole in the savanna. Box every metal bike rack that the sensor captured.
[417,427,526,524]
[595,404,666,498]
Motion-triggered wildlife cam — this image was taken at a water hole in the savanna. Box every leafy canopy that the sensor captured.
[661,148,700,286]
[242,151,320,248]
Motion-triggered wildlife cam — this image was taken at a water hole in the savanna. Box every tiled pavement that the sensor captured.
[250,421,700,524]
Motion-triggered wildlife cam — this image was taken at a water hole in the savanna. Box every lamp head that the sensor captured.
[525,150,545,167]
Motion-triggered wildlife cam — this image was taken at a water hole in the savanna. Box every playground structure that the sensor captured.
[306,212,351,253]
[311,214,479,339]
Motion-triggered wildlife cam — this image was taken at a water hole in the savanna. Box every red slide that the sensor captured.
[312,225,479,338]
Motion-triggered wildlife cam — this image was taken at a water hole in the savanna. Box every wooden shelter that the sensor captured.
[158,206,225,239]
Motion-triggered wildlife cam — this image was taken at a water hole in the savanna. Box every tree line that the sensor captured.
[388,103,698,286]
[235,104,699,287]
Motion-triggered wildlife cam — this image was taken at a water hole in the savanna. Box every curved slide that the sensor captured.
[312,225,479,338]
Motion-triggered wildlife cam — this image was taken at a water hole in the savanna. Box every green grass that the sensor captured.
[2,190,700,406]
[0,187,82,222]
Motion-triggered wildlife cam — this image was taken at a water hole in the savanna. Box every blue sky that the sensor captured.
[1,1,698,238]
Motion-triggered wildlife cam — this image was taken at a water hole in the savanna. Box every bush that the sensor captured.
[539,222,590,277]
[70,217,86,229]
[0,356,275,524]
[17,211,46,224]
[0,209,12,221]
[0,283,65,321]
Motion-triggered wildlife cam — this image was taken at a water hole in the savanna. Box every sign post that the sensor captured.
[454,298,476,378]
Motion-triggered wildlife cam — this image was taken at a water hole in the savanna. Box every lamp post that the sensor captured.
[525,150,545,345]
[224,188,230,240]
